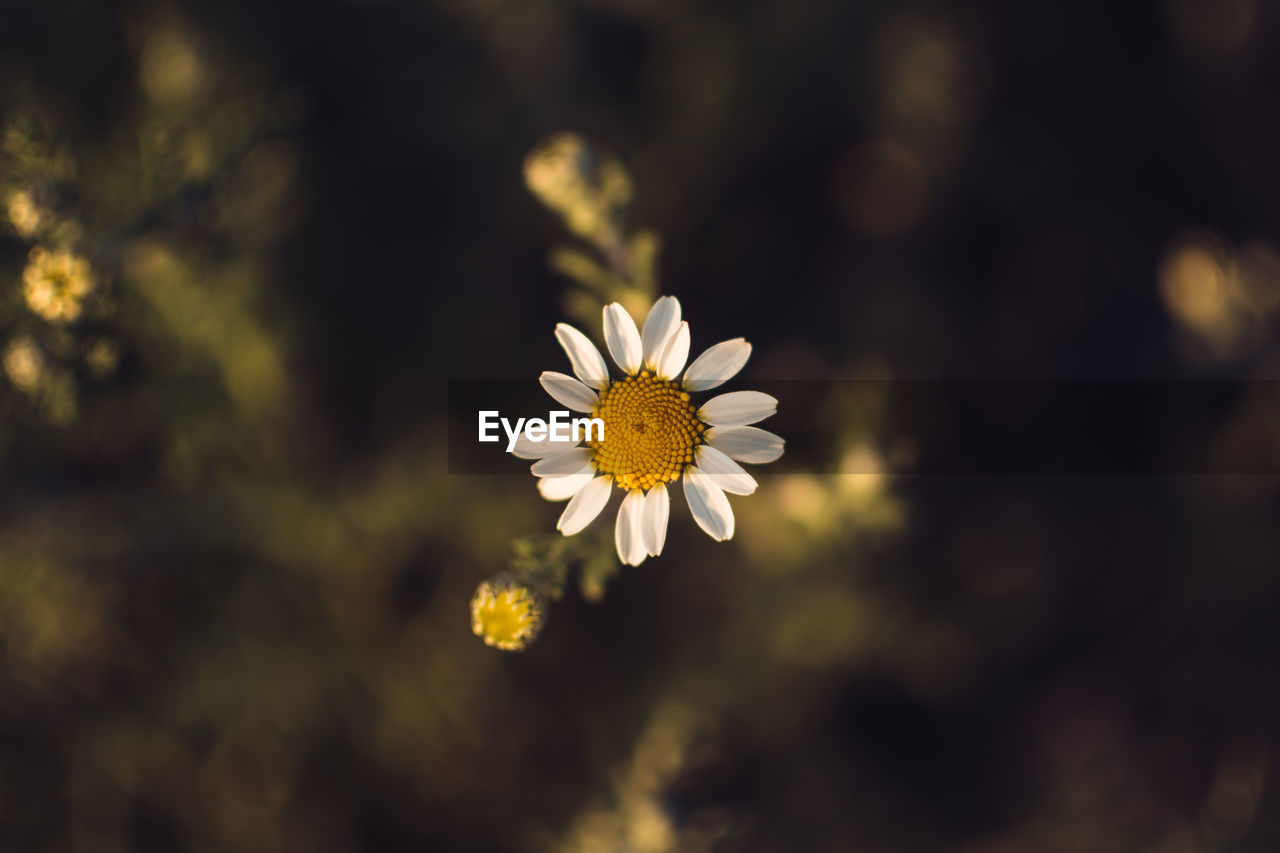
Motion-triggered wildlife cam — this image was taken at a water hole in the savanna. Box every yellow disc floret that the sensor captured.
[587,371,706,492]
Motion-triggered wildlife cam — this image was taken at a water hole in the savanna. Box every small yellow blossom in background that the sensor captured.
[7,188,47,237]
[3,335,46,393]
[22,246,95,324]
[470,574,546,652]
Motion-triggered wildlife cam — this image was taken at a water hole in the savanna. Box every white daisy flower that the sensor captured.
[515,295,784,565]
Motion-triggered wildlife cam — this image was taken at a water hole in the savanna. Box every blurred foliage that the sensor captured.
[525,131,662,334]
[0,0,1278,852]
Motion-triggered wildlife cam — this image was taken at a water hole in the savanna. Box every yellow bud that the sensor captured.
[470,574,546,652]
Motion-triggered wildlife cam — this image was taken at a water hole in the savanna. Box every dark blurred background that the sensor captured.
[2,0,1279,850]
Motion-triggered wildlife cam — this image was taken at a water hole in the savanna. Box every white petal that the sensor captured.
[655,321,690,380]
[603,303,643,375]
[539,371,599,413]
[510,431,575,459]
[642,483,670,557]
[706,426,785,464]
[641,296,681,369]
[531,446,593,477]
[555,323,609,390]
[682,467,735,542]
[557,475,613,535]
[615,490,647,565]
[537,465,595,501]
[683,338,752,392]
[698,390,777,426]
[694,445,757,495]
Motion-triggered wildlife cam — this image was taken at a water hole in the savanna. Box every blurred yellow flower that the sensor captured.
[22,246,95,324]
[6,189,46,237]
[3,335,46,393]
[470,575,546,652]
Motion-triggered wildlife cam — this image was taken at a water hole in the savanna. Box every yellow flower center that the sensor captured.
[587,371,706,492]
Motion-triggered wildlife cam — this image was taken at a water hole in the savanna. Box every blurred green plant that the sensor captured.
[525,132,661,334]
